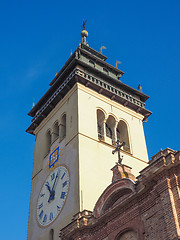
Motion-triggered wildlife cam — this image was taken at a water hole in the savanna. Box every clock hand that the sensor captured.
[48,190,55,202]
[46,182,55,203]
[45,183,52,194]
[52,170,60,192]
[48,170,60,202]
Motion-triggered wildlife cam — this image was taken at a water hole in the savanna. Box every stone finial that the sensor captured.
[111,163,136,183]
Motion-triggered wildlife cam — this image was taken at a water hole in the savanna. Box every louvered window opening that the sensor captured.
[116,128,120,141]
[98,125,104,138]
[106,124,112,139]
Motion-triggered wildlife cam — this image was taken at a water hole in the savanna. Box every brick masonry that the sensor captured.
[60,148,180,240]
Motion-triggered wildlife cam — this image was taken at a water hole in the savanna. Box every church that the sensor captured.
[26,27,180,240]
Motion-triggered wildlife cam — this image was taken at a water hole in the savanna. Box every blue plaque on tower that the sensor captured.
[49,147,59,168]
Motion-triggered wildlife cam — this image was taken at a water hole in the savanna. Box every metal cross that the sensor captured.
[82,20,87,30]
[112,140,125,164]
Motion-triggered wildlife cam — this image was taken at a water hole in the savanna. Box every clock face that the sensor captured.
[36,165,70,227]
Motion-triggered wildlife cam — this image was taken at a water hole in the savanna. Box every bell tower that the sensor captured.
[27,28,151,240]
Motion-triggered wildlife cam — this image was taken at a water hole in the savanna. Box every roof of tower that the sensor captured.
[26,32,151,134]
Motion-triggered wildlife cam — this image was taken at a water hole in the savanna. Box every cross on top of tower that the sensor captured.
[82,20,87,30]
[81,20,88,45]
[112,140,125,164]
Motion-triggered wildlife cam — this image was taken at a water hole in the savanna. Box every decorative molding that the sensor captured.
[75,68,146,109]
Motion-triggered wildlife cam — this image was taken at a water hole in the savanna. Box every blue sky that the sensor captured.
[0,0,179,239]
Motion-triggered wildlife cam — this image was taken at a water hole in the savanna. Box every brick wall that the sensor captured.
[60,149,180,240]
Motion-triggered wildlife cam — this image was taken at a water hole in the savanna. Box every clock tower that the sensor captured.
[26,28,151,240]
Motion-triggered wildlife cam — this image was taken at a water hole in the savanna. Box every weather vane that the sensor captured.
[112,140,125,164]
[138,84,143,93]
[100,46,106,54]
[82,20,87,30]
[115,60,122,68]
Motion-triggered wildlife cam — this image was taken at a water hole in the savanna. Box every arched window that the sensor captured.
[60,114,66,140]
[46,130,51,154]
[97,109,105,140]
[52,122,59,142]
[49,229,54,240]
[106,115,116,142]
[116,120,130,152]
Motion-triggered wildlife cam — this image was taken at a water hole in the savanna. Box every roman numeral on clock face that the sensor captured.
[63,181,67,188]
[57,205,61,212]
[43,214,47,223]
[51,172,55,181]
[38,203,43,209]
[49,212,53,221]
[60,192,66,199]
[61,172,66,180]
[39,210,43,220]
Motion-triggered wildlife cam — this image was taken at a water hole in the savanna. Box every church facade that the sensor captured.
[60,148,180,240]
[26,28,180,240]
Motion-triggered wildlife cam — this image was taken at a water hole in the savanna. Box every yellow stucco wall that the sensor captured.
[27,82,149,239]
[27,86,80,240]
[77,83,148,210]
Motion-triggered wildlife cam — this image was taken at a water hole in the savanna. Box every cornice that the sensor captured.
[75,68,150,113]
[77,83,145,121]
[27,68,151,134]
